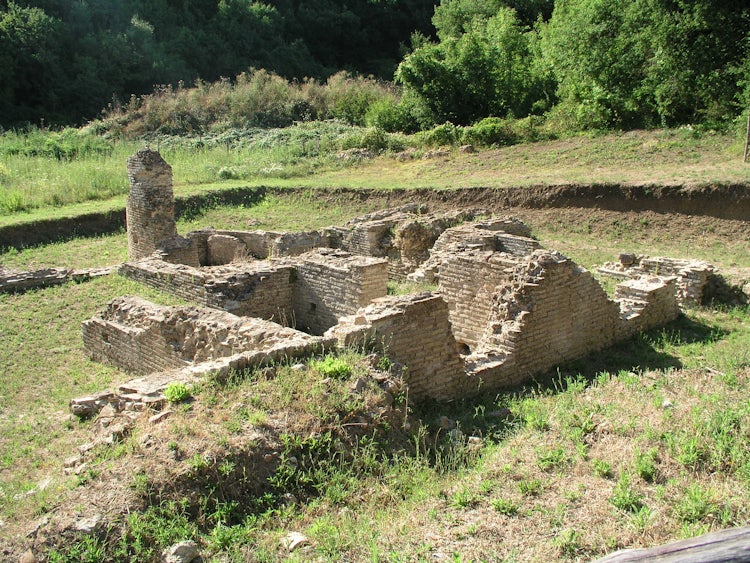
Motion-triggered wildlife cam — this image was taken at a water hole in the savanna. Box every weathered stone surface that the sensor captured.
[83,204,691,408]
[83,295,326,375]
[206,233,248,265]
[0,266,115,294]
[282,532,309,552]
[599,254,716,306]
[162,540,199,563]
[439,248,679,394]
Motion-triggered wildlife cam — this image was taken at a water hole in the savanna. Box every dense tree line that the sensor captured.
[0,0,435,127]
[2,0,749,132]
[395,0,750,130]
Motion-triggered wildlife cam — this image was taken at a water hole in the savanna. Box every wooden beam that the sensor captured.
[594,526,750,562]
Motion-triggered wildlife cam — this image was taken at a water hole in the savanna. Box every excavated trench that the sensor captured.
[0,183,748,250]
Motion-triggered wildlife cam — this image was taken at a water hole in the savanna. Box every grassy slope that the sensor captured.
[1,128,748,229]
[0,133,749,561]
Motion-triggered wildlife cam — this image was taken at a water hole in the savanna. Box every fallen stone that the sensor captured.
[18,551,36,563]
[350,378,367,394]
[74,514,102,534]
[282,531,309,552]
[162,540,200,563]
[291,363,307,372]
[63,455,82,469]
[149,410,173,424]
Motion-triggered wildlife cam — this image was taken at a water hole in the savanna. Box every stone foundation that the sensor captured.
[288,249,389,335]
[598,254,715,306]
[84,199,694,409]
[119,249,388,332]
[82,296,327,375]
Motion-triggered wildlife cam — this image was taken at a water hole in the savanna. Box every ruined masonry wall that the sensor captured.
[438,252,519,349]
[479,253,622,383]
[82,296,321,376]
[126,149,177,260]
[326,293,465,401]
[119,260,296,324]
[616,277,680,335]
[292,250,388,335]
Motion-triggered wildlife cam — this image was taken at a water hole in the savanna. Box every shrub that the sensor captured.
[461,117,517,147]
[416,121,461,147]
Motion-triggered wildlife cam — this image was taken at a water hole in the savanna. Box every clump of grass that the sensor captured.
[592,458,612,478]
[492,497,519,515]
[673,484,717,524]
[610,473,645,513]
[634,448,658,482]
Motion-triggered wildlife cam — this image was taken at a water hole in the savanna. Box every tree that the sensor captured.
[396,5,552,126]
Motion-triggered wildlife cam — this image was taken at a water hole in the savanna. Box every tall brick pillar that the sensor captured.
[126,149,177,261]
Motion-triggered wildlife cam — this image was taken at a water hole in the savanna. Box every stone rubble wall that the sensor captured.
[325,293,465,401]
[156,235,201,268]
[126,149,177,261]
[470,252,623,391]
[615,276,681,335]
[440,249,679,394]
[119,250,388,332]
[186,228,333,266]
[82,296,323,376]
[202,264,296,321]
[409,218,541,284]
[290,249,389,335]
[598,254,715,306]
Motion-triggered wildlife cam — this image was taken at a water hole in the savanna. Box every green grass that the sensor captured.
[0,275,183,522]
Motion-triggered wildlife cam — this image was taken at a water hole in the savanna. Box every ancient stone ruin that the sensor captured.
[73,150,702,415]
[126,148,180,261]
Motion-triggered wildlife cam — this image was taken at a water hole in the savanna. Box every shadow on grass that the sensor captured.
[416,313,729,442]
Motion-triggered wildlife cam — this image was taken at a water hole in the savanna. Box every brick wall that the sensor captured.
[445,250,679,394]
[474,252,622,390]
[437,251,519,349]
[291,249,388,335]
[126,149,177,261]
[119,259,296,324]
[326,293,465,401]
[616,277,680,335]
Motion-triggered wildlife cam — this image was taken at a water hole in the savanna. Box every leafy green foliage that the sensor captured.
[0,0,435,127]
[610,473,644,513]
[397,6,553,126]
[311,355,353,380]
[164,382,192,404]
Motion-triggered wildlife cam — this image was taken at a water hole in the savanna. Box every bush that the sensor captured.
[461,117,517,147]
[416,121,461,147]
[340,127,407,153]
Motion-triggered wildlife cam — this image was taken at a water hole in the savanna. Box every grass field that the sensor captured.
[1,188,748,561]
